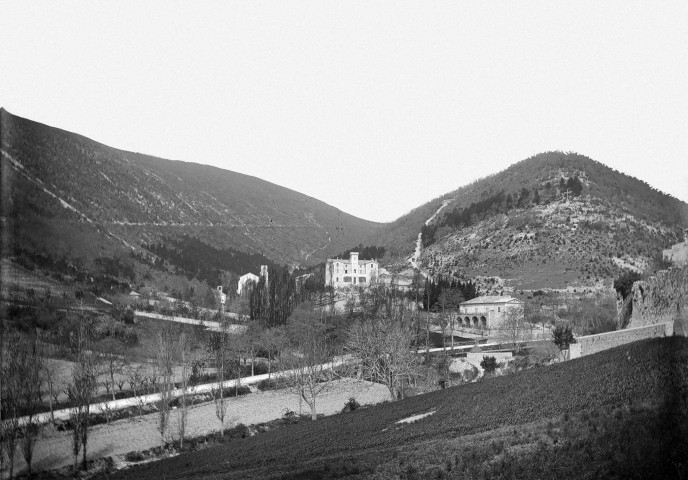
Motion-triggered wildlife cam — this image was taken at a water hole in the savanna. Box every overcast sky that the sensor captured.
[2,1,687,223]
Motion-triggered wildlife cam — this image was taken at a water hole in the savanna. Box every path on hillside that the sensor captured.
[9,380,388,477]
[408,199,452,273]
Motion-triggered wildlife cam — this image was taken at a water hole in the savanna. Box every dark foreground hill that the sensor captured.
[0,108,382,276]
[374,152,688,289]
[110,337,688,480]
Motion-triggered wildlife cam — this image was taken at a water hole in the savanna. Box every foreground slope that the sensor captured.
[374,152,688,289]
[111,336,688,479]
[0,108,382,270]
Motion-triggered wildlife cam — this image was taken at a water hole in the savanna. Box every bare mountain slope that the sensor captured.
[0,108,382,272]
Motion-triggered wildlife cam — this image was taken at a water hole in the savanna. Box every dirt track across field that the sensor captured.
[7,380,389,478]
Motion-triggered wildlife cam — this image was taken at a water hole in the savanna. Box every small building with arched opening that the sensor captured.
[458,295,524,331]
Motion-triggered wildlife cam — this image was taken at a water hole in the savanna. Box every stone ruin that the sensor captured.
[622,266,688,336]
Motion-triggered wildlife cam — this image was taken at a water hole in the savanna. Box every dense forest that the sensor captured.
[421,275,478,311]
[332,244,386,260]
[146,235,280,286]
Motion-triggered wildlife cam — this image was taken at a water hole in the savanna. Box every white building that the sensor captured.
[325,252,379,289]
[458,296,524,330]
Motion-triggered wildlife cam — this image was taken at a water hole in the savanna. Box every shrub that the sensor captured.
[341,397,360,413]
[480,356,499,374]
[257,379,280,391]
[124,451,145,462]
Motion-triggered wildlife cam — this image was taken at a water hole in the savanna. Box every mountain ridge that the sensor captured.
[0,108,383,274]
[372,152,688,290]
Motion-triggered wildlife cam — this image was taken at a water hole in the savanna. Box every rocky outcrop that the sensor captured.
[628,267,687,335]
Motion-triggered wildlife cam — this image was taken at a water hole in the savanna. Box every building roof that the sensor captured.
[326,258,378,263]
[461,295,523,305]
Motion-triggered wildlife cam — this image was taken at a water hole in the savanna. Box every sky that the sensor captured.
[2,1,687,223]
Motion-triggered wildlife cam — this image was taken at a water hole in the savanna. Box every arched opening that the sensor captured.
[480,316,487,328]
[472,316,478,327]
[464,317,470,326]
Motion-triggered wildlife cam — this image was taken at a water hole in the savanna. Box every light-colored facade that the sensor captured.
[458,296,524,329]
[325,252,379,289]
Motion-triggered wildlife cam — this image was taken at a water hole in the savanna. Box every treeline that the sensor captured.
[421,276,478,311]
[334,244,386,260]
[146,235,280,286]
[422,176,584,247]
[248,266,300,328]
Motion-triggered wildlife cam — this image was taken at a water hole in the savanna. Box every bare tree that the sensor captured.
[260,326,289,379]
[18,337,44,477]
[281,305,339,420]
[98,337,124,402]
[346,314,420,401]
[209,317,230,436]
[1,333,23,480]
[156,327,176,450]
[66,318,99,472]
[125,365,146,419]
[497,305,532,351]
[43,362,64,423]
[243,321,263,377]
[176,332,197,449]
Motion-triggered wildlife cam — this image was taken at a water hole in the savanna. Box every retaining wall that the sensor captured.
[569,322,673,359]
[466,351,513,368]
[134,311,246,333]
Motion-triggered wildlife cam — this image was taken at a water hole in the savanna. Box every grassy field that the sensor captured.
[109,336,688,480]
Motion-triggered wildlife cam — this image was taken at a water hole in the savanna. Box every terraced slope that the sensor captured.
[110,336,688,479]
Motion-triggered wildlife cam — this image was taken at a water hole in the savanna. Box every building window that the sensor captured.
[336,277,339,283]
[498,307,501,312]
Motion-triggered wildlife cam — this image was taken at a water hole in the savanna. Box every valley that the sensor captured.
[2,111,688,480]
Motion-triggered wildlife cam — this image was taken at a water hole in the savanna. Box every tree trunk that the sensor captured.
[81,426,88,471]
[110,369,116,402]
[309,396,317,420]
[450,317,455,349]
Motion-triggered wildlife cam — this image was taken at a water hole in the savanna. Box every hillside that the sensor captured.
[110,336,688,479]
[373,152,688,290]
[0,108,382,281]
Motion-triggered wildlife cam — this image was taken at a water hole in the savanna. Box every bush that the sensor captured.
[480,356,499,374]
[341,397,360,413]
[257,379,280,391]
[124,451,145,462]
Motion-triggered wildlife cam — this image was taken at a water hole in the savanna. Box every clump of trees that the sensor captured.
[552,323,576,360]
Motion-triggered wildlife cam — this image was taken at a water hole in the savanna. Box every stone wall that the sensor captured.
[569,322,672,359]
